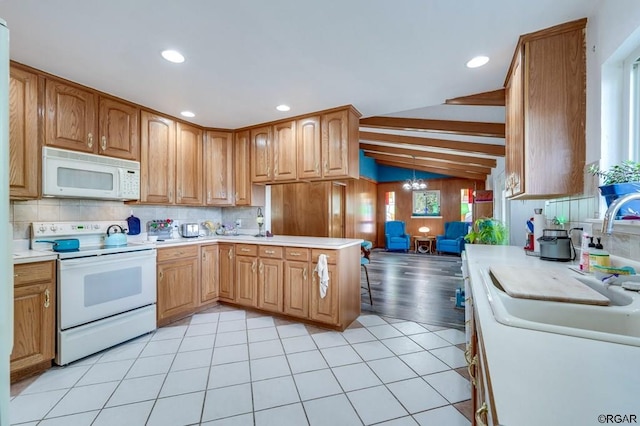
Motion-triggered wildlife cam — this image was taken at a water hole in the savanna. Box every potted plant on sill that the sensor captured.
[464,217,508,245]
[589,160,640,218]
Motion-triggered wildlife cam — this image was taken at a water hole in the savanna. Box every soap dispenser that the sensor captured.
[589,237,610,271]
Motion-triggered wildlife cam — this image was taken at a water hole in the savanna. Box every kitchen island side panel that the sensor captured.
[338,244,361,330]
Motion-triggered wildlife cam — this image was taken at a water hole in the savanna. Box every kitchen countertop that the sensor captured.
[147,234,363,250]
[465,245,640,426]
[12,234,363,264]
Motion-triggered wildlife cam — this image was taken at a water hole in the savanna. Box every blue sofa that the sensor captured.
[436,221,469,255]
[385,221,410,252]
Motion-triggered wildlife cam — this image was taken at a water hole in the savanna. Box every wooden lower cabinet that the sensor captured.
[157,246,199,326]
[469,300,496,426]
[236,254,258,307]
[218,244,235,301]
[154,242,358,330]
[283,260,309,318]
[11,261,56,382]
[200,244,219,303]
[310,257,339,325]
[258,258,283,313]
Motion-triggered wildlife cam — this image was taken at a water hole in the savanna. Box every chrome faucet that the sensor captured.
[602,192,640,234]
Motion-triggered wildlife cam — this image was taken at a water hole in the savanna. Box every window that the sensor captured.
[411,190,440,217]
[385,191,395,221]
[626,50,640,160]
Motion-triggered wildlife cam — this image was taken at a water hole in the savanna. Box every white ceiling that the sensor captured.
[0,0,598,129]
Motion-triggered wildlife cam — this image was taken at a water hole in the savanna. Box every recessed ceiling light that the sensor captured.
[161,49,185,64]
[180,111,195,118]
[276,104,291,112]
[466,55,489,68]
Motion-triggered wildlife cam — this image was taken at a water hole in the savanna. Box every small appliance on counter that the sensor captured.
[538,229,573,261]
[179,223,200,238]
[126,214,141,235]
[147,219,174,240]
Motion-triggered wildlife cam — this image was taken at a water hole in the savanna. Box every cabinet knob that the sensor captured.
[101,136,107,151]
[88,133,93,148]
[44,289,50,309]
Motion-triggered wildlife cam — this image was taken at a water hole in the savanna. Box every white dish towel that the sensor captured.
[315,254,329,298]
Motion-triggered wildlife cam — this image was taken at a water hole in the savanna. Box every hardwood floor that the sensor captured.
[360,250,465,330]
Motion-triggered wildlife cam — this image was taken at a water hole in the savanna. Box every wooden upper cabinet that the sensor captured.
[98,97,140,160]
[204,130,233,206]
[248,105,360,185]
[321,108,359,179]
[297,115,321,179]
[505,46,524,198]
[45,79,98,153]
[140,111,176,204]
[272,120,297,181]
[234,130,251,206]
[9,65,40,200]
[45,78,140,161]
[504,18,586,199]
[176,122,203,205]
[251,125,272,183]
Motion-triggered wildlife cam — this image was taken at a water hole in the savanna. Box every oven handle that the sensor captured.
[59,249,156,269]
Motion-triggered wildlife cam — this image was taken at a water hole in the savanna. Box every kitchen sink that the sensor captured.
[481,267,640,346]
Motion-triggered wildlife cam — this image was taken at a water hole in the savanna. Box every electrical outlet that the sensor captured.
[235,219,242,228]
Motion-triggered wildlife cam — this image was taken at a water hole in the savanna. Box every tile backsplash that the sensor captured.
[11,199,264,242]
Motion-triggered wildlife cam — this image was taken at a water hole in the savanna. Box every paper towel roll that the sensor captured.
[533,213,544,253]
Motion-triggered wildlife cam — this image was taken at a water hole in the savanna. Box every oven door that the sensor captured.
[58,249,157,330]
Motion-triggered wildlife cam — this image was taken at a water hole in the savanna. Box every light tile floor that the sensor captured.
[10,306,472,425]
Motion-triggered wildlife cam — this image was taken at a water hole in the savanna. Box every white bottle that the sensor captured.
[579,232,590,271]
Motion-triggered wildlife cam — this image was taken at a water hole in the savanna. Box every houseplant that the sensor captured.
[464,217,508,245]
[589,160,640,218]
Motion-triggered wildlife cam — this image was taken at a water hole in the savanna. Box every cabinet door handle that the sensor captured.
[207,191,211,203]
[315,161,319,172]
[468,354,478,387]
[101,135,107,151]
[289,252,301,257]
[202,252,206,261]
[303,267,307,280]
[265,250,275,255]
[252,260,257,273]
[324,161,328,173]
[88,133,93,148]
[44,289,50,309]
[228,249,233,260]
[475,403,488,426]
[241,248,251,253]
[159,271,163,280]
[259,261,264,274]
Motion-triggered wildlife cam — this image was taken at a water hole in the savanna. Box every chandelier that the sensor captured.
[402,156,427,191]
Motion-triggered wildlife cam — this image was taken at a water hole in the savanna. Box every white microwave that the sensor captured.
[42,147,140,201]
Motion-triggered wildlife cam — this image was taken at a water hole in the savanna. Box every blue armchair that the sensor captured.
[385,221,410,252]
[436,221,469,255]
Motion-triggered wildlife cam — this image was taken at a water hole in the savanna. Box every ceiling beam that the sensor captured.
[376,160,487,181]
[360,131,505,156]
[366,152,492,175]
[359,117,505,138]
[445,88,506,106]
[360,143,496,168]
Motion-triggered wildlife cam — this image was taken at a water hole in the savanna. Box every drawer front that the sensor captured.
[311,249,337,264]
[236,244,258,257]
[157,245,199,262]
[13,261,55,286]
[259,246,283,259]
[285,247,310,262]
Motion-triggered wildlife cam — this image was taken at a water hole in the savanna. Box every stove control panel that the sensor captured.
[32,221,128,237]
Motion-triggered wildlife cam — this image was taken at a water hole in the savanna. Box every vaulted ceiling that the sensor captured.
[359,90,506,180]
